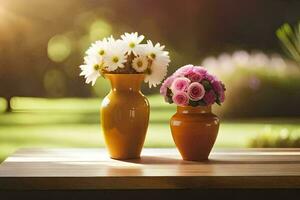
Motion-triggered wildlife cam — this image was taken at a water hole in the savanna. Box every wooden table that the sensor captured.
[0,148,300,199]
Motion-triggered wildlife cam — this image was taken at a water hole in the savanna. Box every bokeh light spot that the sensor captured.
[89,19,112,41]
[47,35,72,62]
[43,69,66,97]
[0,98,6,113]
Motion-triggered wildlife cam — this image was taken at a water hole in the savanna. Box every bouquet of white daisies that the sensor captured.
[79,32,171,87]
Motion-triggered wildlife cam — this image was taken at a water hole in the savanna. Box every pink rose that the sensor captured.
[187,71,204,82]
[174,64,194,76]
[172,91,189,106]
[211,80,226,103]
[205,74,216,82]
[203,90,216,105]
[192,66,207,76]
[187,82,205,101]
[160,64,226,106]
[212,80,222,93]
[171,77,191,92]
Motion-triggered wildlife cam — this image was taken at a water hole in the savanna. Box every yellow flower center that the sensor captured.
[94,64,100,70]
[129,42,135,48]
[112,56,119,63]
[99,49,105,56]
[150,53,156,59]
[137,60,143,67]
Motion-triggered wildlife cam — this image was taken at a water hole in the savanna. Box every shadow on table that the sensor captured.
[121,155,300,165]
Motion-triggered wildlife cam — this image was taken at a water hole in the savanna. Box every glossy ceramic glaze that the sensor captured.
[170,106,219,161]
[101,74,150,160]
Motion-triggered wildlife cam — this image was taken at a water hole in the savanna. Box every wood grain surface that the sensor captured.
[0,148,299,190]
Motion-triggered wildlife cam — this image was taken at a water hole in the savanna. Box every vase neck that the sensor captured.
[177,106,212,114]
[105,74,144,92]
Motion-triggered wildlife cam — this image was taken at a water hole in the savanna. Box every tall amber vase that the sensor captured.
[100,74,150,160]
[170,106,219,161]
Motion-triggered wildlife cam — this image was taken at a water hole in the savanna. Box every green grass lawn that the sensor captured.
[0,96,300,162]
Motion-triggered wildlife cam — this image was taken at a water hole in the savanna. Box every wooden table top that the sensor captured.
[0,148,300,190]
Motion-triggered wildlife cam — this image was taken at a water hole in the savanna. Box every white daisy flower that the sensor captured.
[85,35,118,57]
[106,35,116,43]
[79,55,102,86]
[121,32,144,56]
[86,38,109,58]
[138,40,170,87]
[79,33,171,88]
[140,40,170,66]
[132,56,149,72]
[103,40,127,71]
[144,61,168,88]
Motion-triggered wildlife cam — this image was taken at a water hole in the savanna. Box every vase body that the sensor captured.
[170,106,219,161]
[101,74,150,159]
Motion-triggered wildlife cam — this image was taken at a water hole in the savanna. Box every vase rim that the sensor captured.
[177,105,212,113]
[105,73,145,91]
[177,105,212,108]
[104,73,145,76]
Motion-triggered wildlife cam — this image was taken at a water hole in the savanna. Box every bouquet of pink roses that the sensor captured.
[160,65,226,106]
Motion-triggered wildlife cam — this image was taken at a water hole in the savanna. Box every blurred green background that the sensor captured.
[0,0,300,162]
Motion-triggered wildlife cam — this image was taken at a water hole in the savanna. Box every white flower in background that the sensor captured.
[202,57,217,67]
[232,50,250,67]
[217,53,235,74]
[201,50,300,78]
[121,32,144,56]
[250,52,269,68]
[132,56,148,72]
[144,62,168,88]
[202,56,218,73]
[269,55,287,71]
[103,40,127,71]
[79,55,102,86]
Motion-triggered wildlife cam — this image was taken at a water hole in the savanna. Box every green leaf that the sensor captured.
[165,88,173,104]
[202,80,212,90]
[189,100,198,107]
[197,100,207,106]
[216,98,221,106]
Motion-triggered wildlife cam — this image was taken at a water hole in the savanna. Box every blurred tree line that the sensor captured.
[0,0,299,112]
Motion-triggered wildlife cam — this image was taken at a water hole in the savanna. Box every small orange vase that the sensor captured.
[100,74,150,160]
[170,106,219,161]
